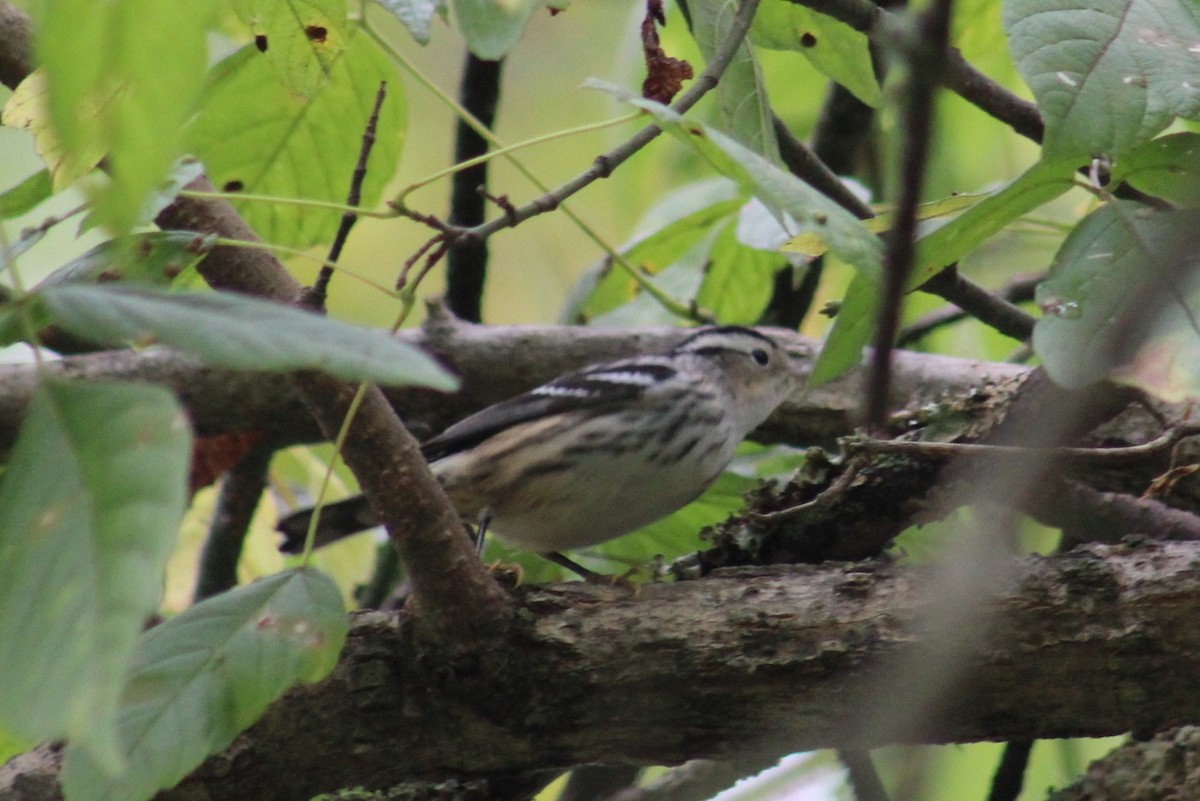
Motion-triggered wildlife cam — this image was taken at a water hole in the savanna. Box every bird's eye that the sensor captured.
[751,348,770,366]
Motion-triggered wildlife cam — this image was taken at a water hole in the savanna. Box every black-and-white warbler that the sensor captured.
[278,326,799,565]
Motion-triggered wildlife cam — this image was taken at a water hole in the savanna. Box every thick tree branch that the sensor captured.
[1049,726,1200,800]
[8,541,1200,800]
[0,324,1027,454]
[0,1,32,91]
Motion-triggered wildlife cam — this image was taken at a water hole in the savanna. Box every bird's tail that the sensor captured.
[276,495,378,554]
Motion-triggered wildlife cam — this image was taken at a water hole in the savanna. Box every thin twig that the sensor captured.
[865,0,955,431]
[456,0,762,243]
[305,81,388,309]
[848,425,1200,466]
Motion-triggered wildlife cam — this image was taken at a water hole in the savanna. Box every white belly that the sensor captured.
[432,413,736,552]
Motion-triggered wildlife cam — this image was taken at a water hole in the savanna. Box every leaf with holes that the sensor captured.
[39,285,459,390]
[185,38,404,248]
[61,569,347,801]
[1005,0,1200,160]
[1033,202,1200,400]
[751,0,880,107]
[0,382,191,772]
[231,0,348,98]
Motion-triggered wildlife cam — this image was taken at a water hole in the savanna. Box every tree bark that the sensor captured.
[6,540,1200,801]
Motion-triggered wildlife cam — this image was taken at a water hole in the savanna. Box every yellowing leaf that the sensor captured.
[1,71,105,191]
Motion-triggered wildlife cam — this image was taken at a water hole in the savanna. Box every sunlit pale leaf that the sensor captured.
[1005,0,1200,160]
[564,188,742,323]
[751,0,880,107]
[1,71,104,191]
[34,0,216,233]
[185,38,404,248]
[61,569,347,801]
[0,382,191,772]
[230,0,348,97]
[40,286,459,390]
[1033,202,1200,400]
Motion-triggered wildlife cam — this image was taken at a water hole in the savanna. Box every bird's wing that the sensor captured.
[419,358,677,461]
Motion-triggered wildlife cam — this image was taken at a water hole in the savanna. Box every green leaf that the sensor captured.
[39,285,459,390]
[809,272,878,387]
[692,0,780,159]
[592,242,712,327]
[0,233,214,348]
[486,470,761,581]
[696,220,784,324]
[377,0,449,44]
[42,233,212,289]
[452,0,541,59]
[1005,0,1200,160]
[0,382,191,771]
[230,0,348,98]
[562,180,742,323]
[185,37,405,248]
[35,0,216,233]
[0,169,52,219]
[1033,202,1200,400]
[751,0,880,107]
[77,158,207,235]
[806,160,1075,386]
[61,569,347,801]
[602,86,883,282]
[1112,132,1200,207]
[909,158,1077,286]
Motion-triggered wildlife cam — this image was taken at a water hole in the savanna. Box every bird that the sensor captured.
[277,326,800,575]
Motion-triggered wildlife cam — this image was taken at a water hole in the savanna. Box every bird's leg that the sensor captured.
[540,551,607,583]
[473,509,492,554]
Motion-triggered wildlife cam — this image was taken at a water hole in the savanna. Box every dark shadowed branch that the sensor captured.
[445,55,504,323]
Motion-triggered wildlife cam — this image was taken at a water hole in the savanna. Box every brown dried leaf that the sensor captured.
[641,0,692,104]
